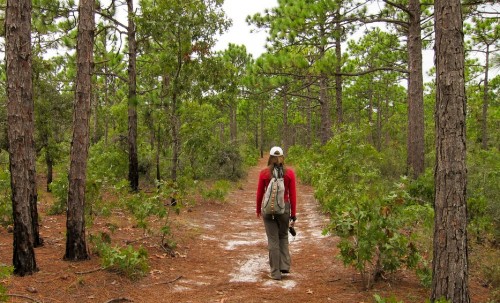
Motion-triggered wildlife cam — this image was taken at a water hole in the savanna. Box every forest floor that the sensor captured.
[0,157,494,303]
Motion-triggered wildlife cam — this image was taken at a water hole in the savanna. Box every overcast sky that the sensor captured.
[214,0,278,57]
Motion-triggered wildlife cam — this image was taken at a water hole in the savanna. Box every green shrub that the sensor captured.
[468,148,500,244]
[48,171,68,215]
[200,180,231,203]
[48,171,104,223]
[209,145,244,180]
[0,264,13,302]
[483,262,500,302]
[95,242,149,281]
[373,294,403,303]
[239,144,259,168]
[87,141,128,183]
[299,126,432,289]
[120,180,179,247]
[286,144,320,185]
[0,168,12,227]
[407,167,434,204]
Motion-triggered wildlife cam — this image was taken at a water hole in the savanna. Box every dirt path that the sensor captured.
[140,157,428,303]
[0,158,490,302]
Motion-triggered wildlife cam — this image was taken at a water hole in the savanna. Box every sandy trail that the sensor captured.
[166,158,355,302]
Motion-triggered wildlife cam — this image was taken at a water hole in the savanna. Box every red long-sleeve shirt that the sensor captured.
[256,167,297,217]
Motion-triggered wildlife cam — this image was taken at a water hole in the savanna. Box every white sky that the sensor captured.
[214,0,435,80]
[214,0,278,57]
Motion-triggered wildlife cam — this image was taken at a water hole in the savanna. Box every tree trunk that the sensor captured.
[306,77,313,147]
[229,103,237,144]
[104,64,109,146]
[376,89,382,152]
[127,0,139,191]
[334,9,343,126]
[282,87,289,153]
[46,151,53,193]
[65,0,94,261]
[407,0,425,179]
[156,125,161,182]
[171,93,180,183]
[6,0,39,275]
[481,44,489,150]
[92,90,99,144]
[318,28,332,144]
[319,74,331,144]
[431,0,470,301]
[260,97,264,158]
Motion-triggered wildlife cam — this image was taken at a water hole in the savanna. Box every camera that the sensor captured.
[289,227,296,236]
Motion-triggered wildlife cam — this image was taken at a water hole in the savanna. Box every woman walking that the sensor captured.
[256,146,297,280]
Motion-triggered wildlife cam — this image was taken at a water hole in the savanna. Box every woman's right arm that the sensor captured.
[256,171,265,218]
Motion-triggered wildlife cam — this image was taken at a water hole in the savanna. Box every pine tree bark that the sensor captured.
[431,0,470,301]
[65,0,94,261]
[318,27,332,144]
[481,45,490,150]
[282,87,289,153]
[319,74,331,144]
[127,0,139,191]
[6,0,39,275]
[46,151,53,193]
[260,97,265,158]
[230,103,237,144]
[407,0,425,179]
[334,9,343,126]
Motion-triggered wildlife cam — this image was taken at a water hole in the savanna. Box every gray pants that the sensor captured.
[263,203,291,279]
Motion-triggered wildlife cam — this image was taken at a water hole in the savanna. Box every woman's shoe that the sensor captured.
[267,274,281,280]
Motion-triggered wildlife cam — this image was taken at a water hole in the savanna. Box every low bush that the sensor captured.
[0,264,13,302]
[200,180,231,203]
[297,126,433,289]
[0,168,12,227]
[93,239,149,281]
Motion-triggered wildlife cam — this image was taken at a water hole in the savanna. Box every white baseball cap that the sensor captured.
[270,146,284,156]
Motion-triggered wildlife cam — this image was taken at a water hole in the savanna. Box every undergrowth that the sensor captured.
[0,264,13,302]
[90,233,149,281]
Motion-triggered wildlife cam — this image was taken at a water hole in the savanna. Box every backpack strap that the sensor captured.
[273,165,284,179]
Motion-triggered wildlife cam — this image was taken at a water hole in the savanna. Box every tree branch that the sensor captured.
[383,0,410,14]
[338,67,409,76]
[7,294,41,303]
[93,71,128,83]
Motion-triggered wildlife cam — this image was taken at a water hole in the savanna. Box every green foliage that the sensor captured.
[87,141,128,183]
[239,144,259,168]
[200,180,231,203]
[373,294,403,303]
[123,191,166,231]
[407,167,435,204]
[483,262,500,302]
[48,171,69,215]
[467,148,500,244]
[296,126,433,289]
[209,145,244,180]
[0,264,13,302]
[0,167,12,227]
[119,180,179,248]
[286,144,319,185]
[92,237,149,281]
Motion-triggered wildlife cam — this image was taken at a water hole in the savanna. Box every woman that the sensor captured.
[256,146,297,280]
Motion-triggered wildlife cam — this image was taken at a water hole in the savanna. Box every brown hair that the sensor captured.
[267,155,285,174]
